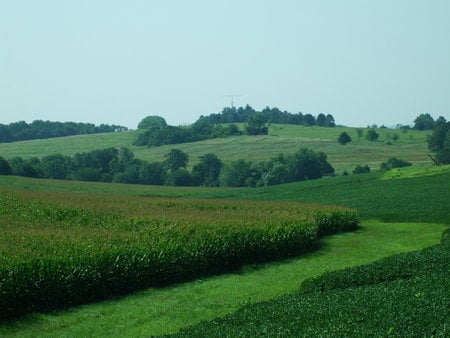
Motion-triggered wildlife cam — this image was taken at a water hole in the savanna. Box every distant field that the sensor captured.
[0,125,431,173]
[1,167,448,224]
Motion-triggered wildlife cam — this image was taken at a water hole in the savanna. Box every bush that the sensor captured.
[380,157,412,171]
[352,165,370,174]
[338,132,351,145]
[0,156,11,175]
[365,128,379,141]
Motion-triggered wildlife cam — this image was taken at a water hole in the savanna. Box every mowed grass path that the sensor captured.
[1,221,445,337]
[0,125,430,172]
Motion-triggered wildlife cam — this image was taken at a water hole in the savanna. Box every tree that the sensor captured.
[338,132,352,145]
[138,161,167,185]
[165,168,192,186]
[428,121,449,151]
[285,148,334,181]
[353,165,370,174]
[245,114,269,135]
[380,157,412,171]
[192,153,223,187]
[164,149,189,172]
[316,113,327,126]
[413,113,435,130]
[137,116,167,130]
[220,159,255,187]
[0,156,11,175]
[365,129,379,141]
[40,154,71,179]
[428,120,450,164]
[356,128,363,140]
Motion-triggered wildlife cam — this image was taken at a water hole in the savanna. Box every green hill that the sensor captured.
[0,124,431,173]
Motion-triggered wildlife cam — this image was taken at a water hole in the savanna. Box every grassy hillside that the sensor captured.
[0,124,431,173]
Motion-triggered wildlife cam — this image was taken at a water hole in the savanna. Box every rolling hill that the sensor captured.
[0,124,431,173]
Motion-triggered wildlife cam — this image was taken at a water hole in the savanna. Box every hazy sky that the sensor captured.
[1,0,449,129]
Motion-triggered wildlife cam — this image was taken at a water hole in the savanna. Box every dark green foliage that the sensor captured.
[133,121,241,147]
[285,149,334,181]
[138,161,167,185]
[0,156,11,175]
[365,128,379,141]
[337,131,351,145]
[9,157,42,178]
[40,154,71,179]
[192,153,223,187]
[352,164,370,174]
[171,237,449,337]
[164,149,189,171]
[137,116,167,130]
[219,159,257,187]
[245,114,269,135]
[413,113,436,130]
[316,113,335,127]
[219,149,334,187]
[428,120,449,151]
[200,105,336,127]
[0,120,126,143]
[380,157,412,171]
[428,120,450,164]
[165,168,193,186]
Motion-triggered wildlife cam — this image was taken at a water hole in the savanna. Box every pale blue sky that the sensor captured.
[1,0,449,129]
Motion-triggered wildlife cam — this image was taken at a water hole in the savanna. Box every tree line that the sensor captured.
[0,147,335,187]
[134,106,336,147]
[0,120,128,143]
[199,105,336,127]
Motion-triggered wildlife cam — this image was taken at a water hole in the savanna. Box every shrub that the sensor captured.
[365,128,379,141]
[338,132,351,145]
[352,165,370,174]
[380,157,412,171]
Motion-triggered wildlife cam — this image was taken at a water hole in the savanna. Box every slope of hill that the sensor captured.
[0,124,431,173]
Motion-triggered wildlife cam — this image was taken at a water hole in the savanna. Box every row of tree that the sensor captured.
[0,120,128,143]
[0,147,335,187]
[413,113,447,131]
[198,105,336,127]
[133,106,336,147]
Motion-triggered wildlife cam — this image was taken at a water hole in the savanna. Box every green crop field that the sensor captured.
[0,124,431,173]
[0,124,448,336]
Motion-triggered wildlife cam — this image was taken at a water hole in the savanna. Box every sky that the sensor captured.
[1,0,449,129]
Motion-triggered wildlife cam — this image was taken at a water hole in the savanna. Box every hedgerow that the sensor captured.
[0,190,359,321]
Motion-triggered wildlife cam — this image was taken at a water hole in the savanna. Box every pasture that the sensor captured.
[0,124,431,173]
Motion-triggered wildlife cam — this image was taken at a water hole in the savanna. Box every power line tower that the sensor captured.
[223,94,242,108]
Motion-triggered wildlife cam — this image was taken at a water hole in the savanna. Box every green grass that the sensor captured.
[381,163,450,180]
[0,221,445,337]
[171,233,449,337]
[0,125,431,172]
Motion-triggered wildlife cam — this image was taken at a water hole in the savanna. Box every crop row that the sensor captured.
[172,230,450,337]
[0,190,359,320]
